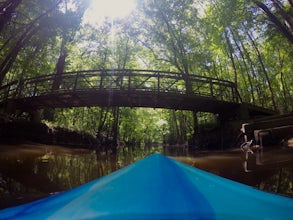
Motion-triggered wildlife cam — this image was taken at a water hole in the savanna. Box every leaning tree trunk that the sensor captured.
[254,0,293,43]
[51,37,68,91]
[0,25,40,85]
[224,29,238,90]
[246,30,278,111]
[239,40,262,106]
[270,0,293,35]
[230,29,256,104]
[0,0,62,86]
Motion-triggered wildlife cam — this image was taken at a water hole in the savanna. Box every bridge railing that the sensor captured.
[0,80,19,102]
[0,69,240,106]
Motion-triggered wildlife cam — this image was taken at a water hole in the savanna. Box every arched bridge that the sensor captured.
[0,69,275,116]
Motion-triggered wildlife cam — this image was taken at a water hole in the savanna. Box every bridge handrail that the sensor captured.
[10,69,235,85]
[0,69,241,106]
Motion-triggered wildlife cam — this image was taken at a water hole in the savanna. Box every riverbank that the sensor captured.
[0,114,243,151]
[0,117,100,149]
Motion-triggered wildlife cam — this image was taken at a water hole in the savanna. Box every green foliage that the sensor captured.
[119,108,167,144]
[1,0,292,145]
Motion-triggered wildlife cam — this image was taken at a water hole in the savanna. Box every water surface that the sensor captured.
[0,143,292,209]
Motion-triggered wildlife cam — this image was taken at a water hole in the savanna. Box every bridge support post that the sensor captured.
[29,109,41,123]
[235,105,250,120]
[43,108,55,122]
[1,101,16,115]
[215,113,227,150]
[192,111,199,147]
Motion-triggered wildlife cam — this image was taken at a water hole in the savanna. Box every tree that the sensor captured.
[134,0,210,143]
[0,0,63,85]
[52,0,89,90]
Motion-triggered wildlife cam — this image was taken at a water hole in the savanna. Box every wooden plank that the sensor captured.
[243,116,293,134]
[242,114,293,141]
[253,125,293,145]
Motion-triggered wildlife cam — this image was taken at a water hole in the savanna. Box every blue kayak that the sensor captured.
[0,154,292,219]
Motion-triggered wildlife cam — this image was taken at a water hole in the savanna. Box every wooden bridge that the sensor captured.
[0,69,275,117]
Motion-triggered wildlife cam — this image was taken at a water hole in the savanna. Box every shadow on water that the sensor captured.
[0,143,293,209]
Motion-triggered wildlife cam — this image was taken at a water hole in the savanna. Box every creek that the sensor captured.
[0,143,293,209]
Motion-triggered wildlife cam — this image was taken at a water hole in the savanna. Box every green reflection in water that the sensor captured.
[257,167,293,197]
[0,145,163,197]
[34,152,99,190]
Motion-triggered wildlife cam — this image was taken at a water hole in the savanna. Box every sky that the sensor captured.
[83,0,137,25]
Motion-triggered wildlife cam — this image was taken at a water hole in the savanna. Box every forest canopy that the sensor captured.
[0,0,292,146]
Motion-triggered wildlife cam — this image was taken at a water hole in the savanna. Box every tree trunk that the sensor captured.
[192,111,199,146]
[172,110,179,143]
[270,0,293,33]
[279,72,288,112]
[0,25,40,85]
[111,107,120,153]
[179,112,188,143]
[239,40,262,106]
[96,107,110,139]
[230,29,256,104]
[246,30,278,111]
[224,29,238,89]
[0,0,62,86]
[52,37,68,91]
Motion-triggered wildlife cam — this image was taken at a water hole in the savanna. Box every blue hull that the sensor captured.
[0,154,292,219]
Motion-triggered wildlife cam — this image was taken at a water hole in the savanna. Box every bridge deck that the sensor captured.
[4,89,239,113]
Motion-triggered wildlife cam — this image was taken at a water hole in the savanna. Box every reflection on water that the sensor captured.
[258,168,293,196]
[0,143,293,209]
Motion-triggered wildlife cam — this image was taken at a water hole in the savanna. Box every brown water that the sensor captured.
[0,143,293,209]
